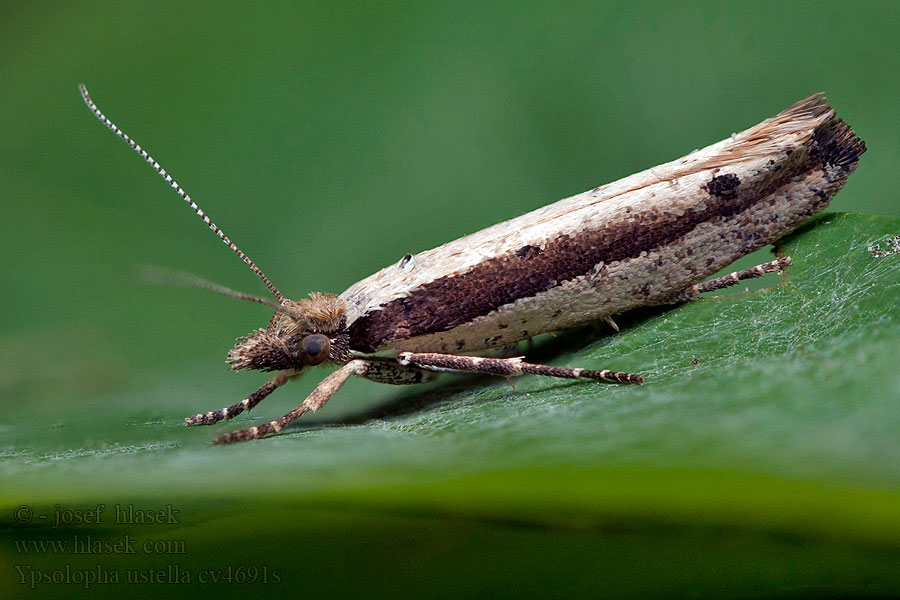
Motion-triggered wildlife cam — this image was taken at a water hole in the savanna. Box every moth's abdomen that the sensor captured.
[345,95,865,354]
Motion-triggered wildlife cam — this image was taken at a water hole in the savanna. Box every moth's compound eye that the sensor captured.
[300,334,331,365]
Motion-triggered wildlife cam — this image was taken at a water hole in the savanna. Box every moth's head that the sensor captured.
[227,293,349,373]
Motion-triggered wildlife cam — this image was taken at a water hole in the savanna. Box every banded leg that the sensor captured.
[397,352,643,384]
[185,371,291,426]
[668,256,792,303]
[358,360,437,386]
[214,360,367,444]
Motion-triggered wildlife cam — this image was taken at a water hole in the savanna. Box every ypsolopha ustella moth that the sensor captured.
[80,86,865,444]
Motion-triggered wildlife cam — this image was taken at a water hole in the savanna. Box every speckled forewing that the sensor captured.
[340,94,865,354]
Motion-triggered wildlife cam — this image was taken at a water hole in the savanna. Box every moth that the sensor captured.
[80,86,865,444]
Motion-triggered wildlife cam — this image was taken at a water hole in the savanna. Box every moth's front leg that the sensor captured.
[185,370,292,426]
[397,352,643,384]
[213,360,368,444]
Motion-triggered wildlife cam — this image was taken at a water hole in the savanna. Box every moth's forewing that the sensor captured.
[342,94,864,354]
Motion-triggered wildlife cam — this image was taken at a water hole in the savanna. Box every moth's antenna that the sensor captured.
[79,84,286,304]
[136,266,305,322]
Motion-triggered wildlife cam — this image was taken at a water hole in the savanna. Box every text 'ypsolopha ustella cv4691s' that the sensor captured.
[80,86,865,444]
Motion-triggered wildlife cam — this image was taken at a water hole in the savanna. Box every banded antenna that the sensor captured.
[79,84,286,304]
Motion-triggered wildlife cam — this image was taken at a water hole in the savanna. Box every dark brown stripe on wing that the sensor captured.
[349,116,864,352]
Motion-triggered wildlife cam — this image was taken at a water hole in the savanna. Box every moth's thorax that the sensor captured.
[279,292,347,334]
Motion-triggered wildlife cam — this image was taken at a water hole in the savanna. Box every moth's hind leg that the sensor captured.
[398,352,643,384]
[185,371,291,426]
[667,256,792,303]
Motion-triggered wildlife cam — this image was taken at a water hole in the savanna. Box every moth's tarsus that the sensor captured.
[185,373,288,426]
[668,257,793,302]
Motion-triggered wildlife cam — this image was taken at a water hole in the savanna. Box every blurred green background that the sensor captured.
[2,2,900,598]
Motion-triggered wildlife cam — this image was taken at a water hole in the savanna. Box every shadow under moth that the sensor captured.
[80,87,865,443]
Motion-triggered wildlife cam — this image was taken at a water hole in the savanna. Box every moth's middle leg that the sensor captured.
[398,352,643,384]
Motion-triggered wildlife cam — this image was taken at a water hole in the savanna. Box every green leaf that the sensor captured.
[3,213,900,598]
